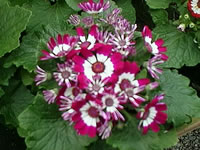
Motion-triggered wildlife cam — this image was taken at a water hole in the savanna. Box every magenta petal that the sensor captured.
[155,39,164,47]
[137,78,150,86]
[88,126,97,138]
[72,113,81,122]
[76,27,85,36]
[123,61,140,74]
[156,103,167,111]
[142,26,152,38]
[155,112,167,124]
[81,49,94,59]
[142,126,149,134]
[89,24,98,37]
[63,34,69,44]
[57,34,63,45]
[96,44,112,56]
[150,122,160,133]
[74,119,86,130]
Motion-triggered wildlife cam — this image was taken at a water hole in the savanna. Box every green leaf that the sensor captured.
[25,0,75,32]
[0,87,4,98]
[18,94,96,150]
[160,70,200,127]
[150,9,168,25]
[146,0,180,9]
[65,0,83,11]
[0,66,16,86]
[116,0,136,23]
[0,3,31,57]
[153,25,200,68]
[21,69,34,86]
[107,117,177,150]
[0,80,34,126]
[88,140,118,150]
[4,33,41,72]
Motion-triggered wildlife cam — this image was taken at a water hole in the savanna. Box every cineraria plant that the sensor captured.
[2,0,200,150]
[35,0,169,139]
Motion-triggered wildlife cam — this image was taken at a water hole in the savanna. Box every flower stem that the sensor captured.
[121,110,133,121]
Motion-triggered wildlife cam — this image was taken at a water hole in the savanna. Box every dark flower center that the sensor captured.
[119,40,126,47]
[92,84,101,92]
[119,79,131,90]
[88,106,99,118]
[198,1,200,8]
[72,88,79,96]
[81,41,91,49]
[61,71,70,79]
[105,98,114,107]
[125,89,134,97]
[92,62,105,73]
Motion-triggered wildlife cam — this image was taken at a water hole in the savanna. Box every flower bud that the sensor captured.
[184,14,189,19]
[177,24,186,32]
[189,22,195,28]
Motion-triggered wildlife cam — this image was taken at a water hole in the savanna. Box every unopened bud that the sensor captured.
[68,15,80,26]
[147,82,159,90]
[189,22,195,28]
[184,14,189,19]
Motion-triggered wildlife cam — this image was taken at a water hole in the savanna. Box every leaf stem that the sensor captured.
[121,109,133,121]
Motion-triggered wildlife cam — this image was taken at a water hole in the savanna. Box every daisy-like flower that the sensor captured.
[115,62,150,107]
[72,97,103,137]
[78,0,110,14]
[68,14,80,26]
[97,121,112,139]
[43,89,57,104]
[109,29,136,57]
[35,65,48,86]
[101,8,121,25]
[40,34,78,60]
[76,25,98,50]
[59,87,85,122]
[142,26,167,55]
[147,54,168,79]
[188,0,200,18]
[136,94,167,134]
[100,90,125,121]
[53,62,77,87]
[73,44,123,83]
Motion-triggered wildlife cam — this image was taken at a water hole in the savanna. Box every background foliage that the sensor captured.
[1,0,200,150]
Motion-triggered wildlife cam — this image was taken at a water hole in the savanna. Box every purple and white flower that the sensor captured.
[43,89,57,104]
[53,62,77,87]
[68,14,80,26]
[78,0,110,14]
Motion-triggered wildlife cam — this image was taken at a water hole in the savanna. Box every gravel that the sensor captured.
[167,128,200,150]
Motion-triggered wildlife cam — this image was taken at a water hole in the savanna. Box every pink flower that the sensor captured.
[100,90,125,121]
[76,25,98,50]
[136,94,167,134]
[114,62,150,107]
[40,34,78,60]
[82,16,94,27]
[188,0,200,18]
[73,44,124,85]
[72,97,103,137]
[53,62,77,87]
[43,90,57,104]
[78,0,110,14]
[35,65,48,86]
[142,26,167,55]
[109,29,136,57]
[147,54,168,79]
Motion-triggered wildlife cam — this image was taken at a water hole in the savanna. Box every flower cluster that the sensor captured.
[35,0,168,139]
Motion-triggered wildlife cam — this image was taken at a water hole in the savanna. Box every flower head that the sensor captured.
[142,26,166,55]
[137,94,167,134]
[43,89,57,104]
[97,121,112,139]
[40,34,78,60]
[82,16,94,27]
[72,97,103,137]
[188,0,200,18]
[53,62,77,87]
[147,54,168,79]
[78,0,110,14]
